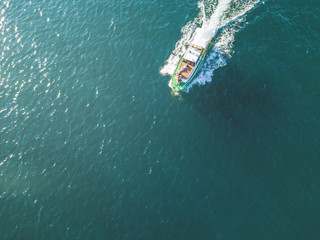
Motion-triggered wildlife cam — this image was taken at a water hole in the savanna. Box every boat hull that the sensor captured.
[171,48,210,92]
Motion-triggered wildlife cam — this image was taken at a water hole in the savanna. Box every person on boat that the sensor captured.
[177,74,182,83]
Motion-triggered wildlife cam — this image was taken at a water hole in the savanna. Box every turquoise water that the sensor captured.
[1,0,320,239]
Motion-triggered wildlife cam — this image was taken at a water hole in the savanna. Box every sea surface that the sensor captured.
[1,0,320,239]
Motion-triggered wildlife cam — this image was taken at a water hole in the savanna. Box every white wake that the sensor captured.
[160,0,261,92]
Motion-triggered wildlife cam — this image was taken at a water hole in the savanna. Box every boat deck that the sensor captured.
[177,62,194,81]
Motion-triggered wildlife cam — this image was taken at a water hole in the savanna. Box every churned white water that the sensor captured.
[161,0,261,92]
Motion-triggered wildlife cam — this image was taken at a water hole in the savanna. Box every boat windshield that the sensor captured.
[183,47,201,63]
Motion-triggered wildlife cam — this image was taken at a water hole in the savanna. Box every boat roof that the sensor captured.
[184,47,201,63]
[190,28,213,49]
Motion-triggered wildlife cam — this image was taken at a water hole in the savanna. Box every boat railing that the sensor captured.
[189,44,202,51]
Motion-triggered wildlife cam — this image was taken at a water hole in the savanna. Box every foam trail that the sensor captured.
[185,0,261,92]
[161,0,261,92]
[184,48,227,92]
[160,1,207,76]
[205,0,232,32]
[161,0,231,76]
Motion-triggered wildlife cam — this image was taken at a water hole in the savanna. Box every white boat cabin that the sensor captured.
[177,28,213,83]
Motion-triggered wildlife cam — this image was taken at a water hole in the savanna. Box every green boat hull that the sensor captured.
[171,48,209,92]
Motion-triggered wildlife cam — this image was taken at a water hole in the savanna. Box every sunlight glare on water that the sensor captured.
[1,0,320,239]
